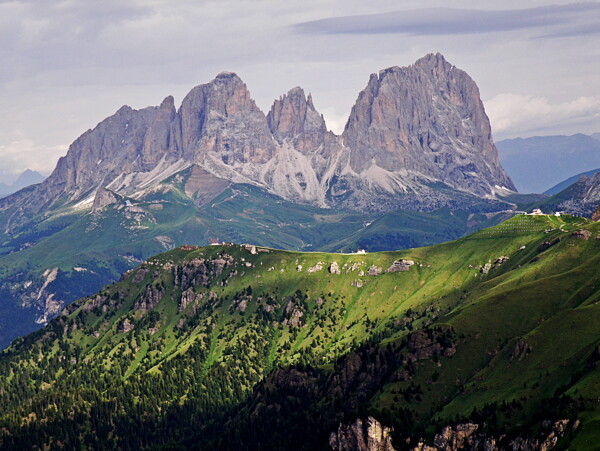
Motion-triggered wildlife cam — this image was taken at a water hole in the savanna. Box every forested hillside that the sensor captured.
[0,214,598,450]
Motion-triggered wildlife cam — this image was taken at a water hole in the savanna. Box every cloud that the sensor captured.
[0,140,66,183]
[295,3,600,37]
[485,93,600,139]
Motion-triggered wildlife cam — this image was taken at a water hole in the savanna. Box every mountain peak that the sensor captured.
[214,71,243,83]
[341,53,514,202]
[159,95,175,111]
[14,169,44,186]
[415,52,449,66]
[267,86,327,149]
[178,69,275,165]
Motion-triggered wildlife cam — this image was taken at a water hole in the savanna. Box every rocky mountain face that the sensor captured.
[338,53,513,211]
[0,53,513,230]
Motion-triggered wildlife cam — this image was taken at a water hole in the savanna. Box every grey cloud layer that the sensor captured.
[295,3,600,37]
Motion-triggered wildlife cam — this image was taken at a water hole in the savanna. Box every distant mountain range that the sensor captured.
[0,54,522,348]
[0,169,45,198]
[497,134,600,194]
[0,53,514,233]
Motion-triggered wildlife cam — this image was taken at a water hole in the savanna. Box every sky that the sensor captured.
[1,0,599,183]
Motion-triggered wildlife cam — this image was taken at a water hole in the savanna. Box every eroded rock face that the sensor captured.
[134,284,164,311]
[179,288,202,312]
[417,418,578,451]
[173,254,234,291]
[341,53,513,199]
[180,72,276,165]
[433,423,479,450]
[329,416,395,451]
[268,87,329,154]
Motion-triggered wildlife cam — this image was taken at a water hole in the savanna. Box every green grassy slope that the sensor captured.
[0,214,598,449]
[0,179,515,349]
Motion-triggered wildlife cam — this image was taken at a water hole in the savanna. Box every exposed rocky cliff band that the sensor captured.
[330,417,395,451]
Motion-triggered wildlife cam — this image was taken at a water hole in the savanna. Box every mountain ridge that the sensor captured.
[0,213,598,449]
[0,53,521,351]
[0,53,514,231]
[545,167,600,195]
[536,171,600,217]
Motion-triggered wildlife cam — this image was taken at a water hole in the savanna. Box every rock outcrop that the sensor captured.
[118,318,135,333]
[329,262,341,274]
[134,284,164,311]
[329,417,395,451]
[91,186,121,212]
[386,259,414,272]
[415,419,578,451]
[432,423,480,450]
[571,229,591,240]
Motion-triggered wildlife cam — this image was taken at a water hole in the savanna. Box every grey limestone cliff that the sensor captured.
[330,53,514,211]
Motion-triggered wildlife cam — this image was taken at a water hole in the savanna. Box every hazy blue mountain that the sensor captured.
[0,169,45,198]
[545,167,600,195]
[591,132,600,141]
[497,134,600,193]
